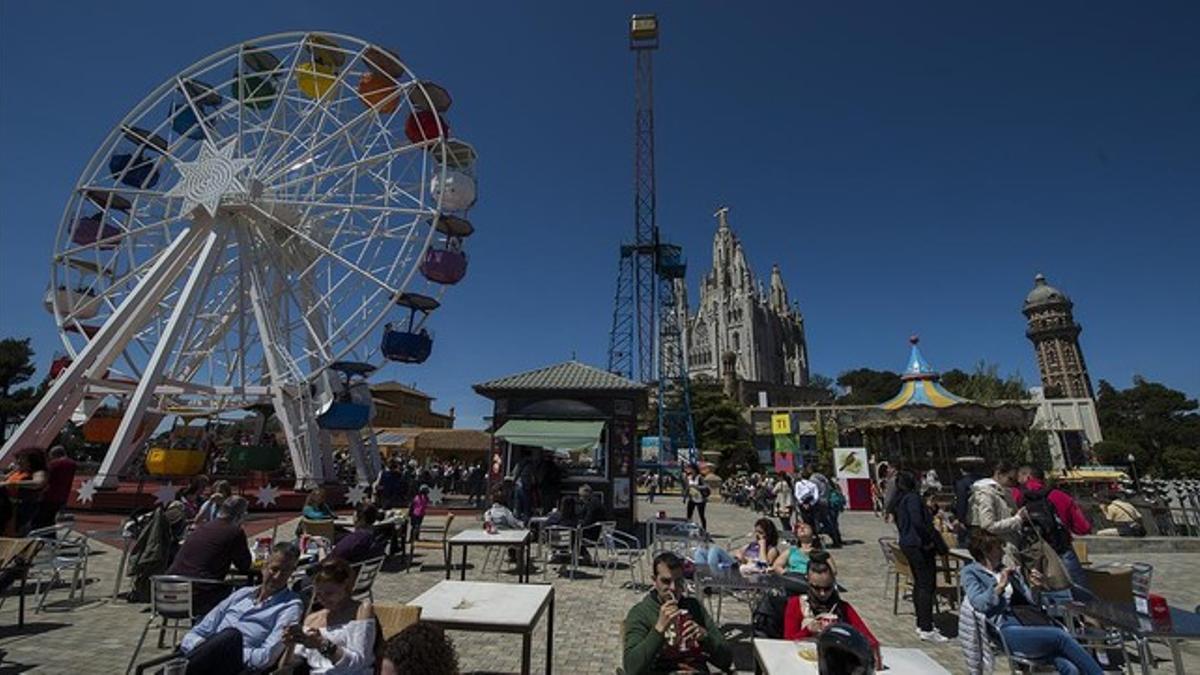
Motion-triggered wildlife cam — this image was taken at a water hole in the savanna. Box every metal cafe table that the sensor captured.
[447,528,534,583]
[1070,599,1200,674]
[409,580,554,675]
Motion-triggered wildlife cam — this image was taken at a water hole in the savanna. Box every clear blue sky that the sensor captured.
[1,2,1197,428]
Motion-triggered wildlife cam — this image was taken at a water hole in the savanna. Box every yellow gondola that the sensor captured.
[297,62,338,100]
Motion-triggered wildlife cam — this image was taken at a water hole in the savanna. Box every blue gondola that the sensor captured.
[109,151,160,188]
[382,292,440,363]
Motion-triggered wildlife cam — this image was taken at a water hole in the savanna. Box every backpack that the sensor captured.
[1019,486,1071,555]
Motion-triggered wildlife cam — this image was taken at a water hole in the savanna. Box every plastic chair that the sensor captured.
[374,603,422,640]
[351,556,386,603]
[299,517,337,541]
[409,513,455,572]
[878,536,899,602]
[124,575,231,674]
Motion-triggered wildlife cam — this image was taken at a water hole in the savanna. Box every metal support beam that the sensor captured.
[0,227,205,465]
[95,228,226,487]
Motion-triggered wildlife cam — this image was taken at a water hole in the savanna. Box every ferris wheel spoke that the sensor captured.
[248,40,310,173]
[247,227,339,363]
[254,46,369,178]
[263,135,436,192]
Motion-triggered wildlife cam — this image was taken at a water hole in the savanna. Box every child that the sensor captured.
[409,485,430,541]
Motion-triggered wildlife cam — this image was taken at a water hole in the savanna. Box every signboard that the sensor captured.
[833,447,869,479]
[771,413,792,435]
[640,436,661,462]
[612,478,631,509]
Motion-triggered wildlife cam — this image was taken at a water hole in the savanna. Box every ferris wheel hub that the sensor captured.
[166,139,255,218]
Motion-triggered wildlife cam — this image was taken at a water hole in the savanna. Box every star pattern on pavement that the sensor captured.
[166,139,253,217]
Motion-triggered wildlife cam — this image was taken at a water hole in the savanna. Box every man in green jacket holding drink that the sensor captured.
[623,551,732,674]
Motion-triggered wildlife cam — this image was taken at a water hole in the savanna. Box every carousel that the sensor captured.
[832,336,1039,478]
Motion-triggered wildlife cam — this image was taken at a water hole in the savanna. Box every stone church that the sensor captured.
[679,207,810,387]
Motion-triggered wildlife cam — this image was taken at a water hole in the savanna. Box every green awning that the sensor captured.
[494,420,604,451]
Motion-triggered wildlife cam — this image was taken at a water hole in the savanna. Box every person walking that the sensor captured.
[772,472,794,533]
[891,471,950,642]
[36,445,77,529]
[683,463,709,532]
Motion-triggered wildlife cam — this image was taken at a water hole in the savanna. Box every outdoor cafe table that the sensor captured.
[693,563,786,623]
[1069,599,1200,674]
[753,639,951,674]
[647,517,699,551]
[409,580,554,675]
[448,528,534,583]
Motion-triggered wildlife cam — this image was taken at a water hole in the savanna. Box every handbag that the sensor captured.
[1010,604,1055,627]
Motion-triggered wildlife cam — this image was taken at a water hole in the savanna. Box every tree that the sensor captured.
[0,337,38,441]
[690,381,756,477]
[835,369,901,405]
[807,373,836,401]
[1095,377,1200,476]
[941,361,1029,402]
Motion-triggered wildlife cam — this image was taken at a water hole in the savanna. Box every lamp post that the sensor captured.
[1127,453,1140,493]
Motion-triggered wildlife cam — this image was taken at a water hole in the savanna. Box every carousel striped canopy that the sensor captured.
[880,336,969,410]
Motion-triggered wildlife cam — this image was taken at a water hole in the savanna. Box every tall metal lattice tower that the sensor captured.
[607,14,696,465]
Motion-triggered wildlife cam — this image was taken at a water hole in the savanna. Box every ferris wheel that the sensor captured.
[2,32,479,488]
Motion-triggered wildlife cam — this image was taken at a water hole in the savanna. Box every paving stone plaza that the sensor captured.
[2,497,1198,673]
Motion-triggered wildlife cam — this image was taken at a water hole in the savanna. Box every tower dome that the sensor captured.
[1024,273,1071,311]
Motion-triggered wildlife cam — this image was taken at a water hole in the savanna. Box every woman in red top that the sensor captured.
[783,553,881,669]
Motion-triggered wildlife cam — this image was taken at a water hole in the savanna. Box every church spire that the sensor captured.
[769,263,788,313]
[714,205,730,231]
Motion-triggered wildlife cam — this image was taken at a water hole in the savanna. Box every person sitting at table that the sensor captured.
[771,520,833,581]
[960,529,1104,675]
[783,553,881,669]
[379,622,459,675]
[330,502,386,564]
[303,488,336,521]
[168,495,253,616]
[179,542,305,674]
[623,551,733,675]
[484,489,523,530]
[693,517,781,574]
[1095,492,1145,537]
[279,557,375,674]
[195,480,233,526]
[577,484,609,529]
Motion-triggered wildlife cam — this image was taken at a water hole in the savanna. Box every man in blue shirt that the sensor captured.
[180,542,304,673]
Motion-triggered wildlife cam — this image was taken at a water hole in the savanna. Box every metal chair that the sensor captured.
[596,525,646,588]
[0,537,45,626]
[350,556,386,603]
[540,525,580,580]
[124,575,231,674]
[27,524,90,611]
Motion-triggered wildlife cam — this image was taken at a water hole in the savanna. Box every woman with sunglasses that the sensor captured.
[783,554,881,669]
